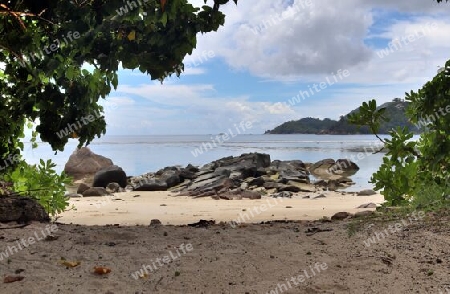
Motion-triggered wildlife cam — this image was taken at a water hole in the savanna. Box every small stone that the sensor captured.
[357,203,377,209]
[357,189,377,196]
[331,211,352,220]
[76,183,90,194]
[106,182,121,193]
[313,194,326,199]
[150,219,162,226]
[354,210,374,218]
[65,193,83,198]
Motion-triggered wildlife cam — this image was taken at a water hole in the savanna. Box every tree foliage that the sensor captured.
[348,60,450,206]
[0,0,237,163]
[3,159,72,216]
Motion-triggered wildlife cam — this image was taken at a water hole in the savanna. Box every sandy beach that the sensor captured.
[59,191,385,226]
[1,209,449,294]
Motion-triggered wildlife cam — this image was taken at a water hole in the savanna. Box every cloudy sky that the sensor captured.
[103,0,450,135]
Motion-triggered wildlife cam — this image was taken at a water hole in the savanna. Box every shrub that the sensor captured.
[4,159,73,216]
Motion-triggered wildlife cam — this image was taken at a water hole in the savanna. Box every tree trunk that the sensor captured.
[0,194,50,223]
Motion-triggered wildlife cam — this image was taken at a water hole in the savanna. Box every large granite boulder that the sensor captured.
[93,165,127,188]
[269,160,308,173]
[160,169,181,188]
[309,158,359,179]
[64,147,113,181]
[209,153,271,181]
[309,159,336,176]
[76,183,90,194]
[82,187,110,197]
[330,159,359,173]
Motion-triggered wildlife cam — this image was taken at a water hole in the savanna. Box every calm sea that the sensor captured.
[22,134,393,191]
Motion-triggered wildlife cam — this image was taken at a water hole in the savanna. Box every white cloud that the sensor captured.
[189,0,450,85]
[102,0,450,134]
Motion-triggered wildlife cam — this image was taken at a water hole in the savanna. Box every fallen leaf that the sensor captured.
[138,272,148,279]
[93,266,111,275]
[4,276,24,283]
[127,30,135,41]
[60,260,81,268]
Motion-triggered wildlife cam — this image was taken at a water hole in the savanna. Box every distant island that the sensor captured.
[265,99,421,135]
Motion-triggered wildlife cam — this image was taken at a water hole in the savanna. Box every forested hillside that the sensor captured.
[265,99,420,134]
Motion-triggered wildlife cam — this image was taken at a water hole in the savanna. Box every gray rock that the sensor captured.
[192,169,230,185]
[330,159,359,173]
[263,182,278,189]
[184,164,200,173]
[247,177,265,187]
[270,159,307,171]
[134,180,168,191]
[65,193,83,198]
[277,184,301,193]
[160,170,181,188]
[309,159,336,175]
[213,153,271,176]
[77,183,90,194]
[106,182,121,193]
[272,191,293,198]
[313,194,327,199]
[187,174,231,192]
[285,181,315,192]
[357,203,377,208]
[82,187,110,197]
[313,179,327,187]
[93,165,127,188]
[179,169,196,180]
[331,211,352,220]
[354,210,375,218]
[279,170,309,183]
[241,190,262,199]
[219,189,262,200]
[327,180,338,191]
[357,189,377,196]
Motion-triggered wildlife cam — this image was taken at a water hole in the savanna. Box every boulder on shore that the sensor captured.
[64,147,113,181]
[309,158,359,178]
[93,165,127,188]
[127,152,361,200]
[82,187,110,197]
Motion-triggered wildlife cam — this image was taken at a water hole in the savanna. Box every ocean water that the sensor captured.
[22,134,390,191]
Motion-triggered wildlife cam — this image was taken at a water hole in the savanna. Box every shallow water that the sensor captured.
[23,134,396,190]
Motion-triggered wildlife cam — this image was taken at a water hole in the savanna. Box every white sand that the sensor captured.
[59,191,385,225]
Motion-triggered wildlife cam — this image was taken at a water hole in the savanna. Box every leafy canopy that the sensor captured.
[0,0,237,162]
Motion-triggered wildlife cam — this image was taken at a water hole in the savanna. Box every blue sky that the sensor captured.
[101,0,450,135]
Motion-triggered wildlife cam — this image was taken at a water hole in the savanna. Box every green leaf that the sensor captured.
[161,12,168,27]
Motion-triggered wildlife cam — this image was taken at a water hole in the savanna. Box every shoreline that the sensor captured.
[59,191,384,226]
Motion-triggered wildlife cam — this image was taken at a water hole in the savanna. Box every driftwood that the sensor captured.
[0,194,50,223]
